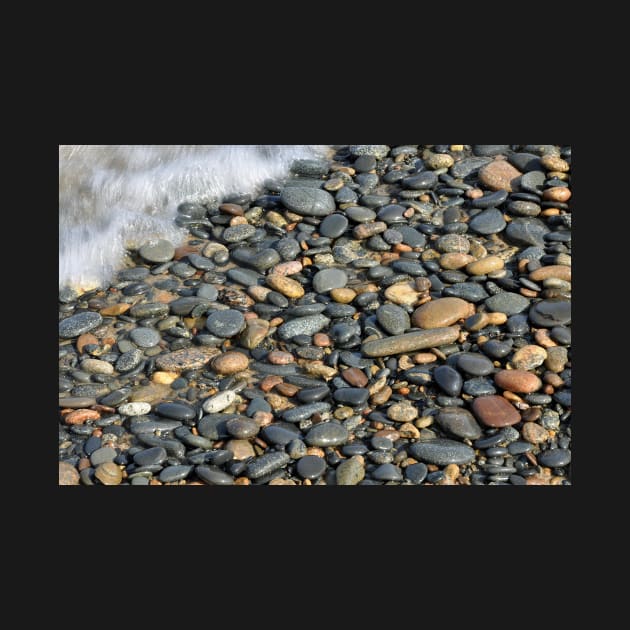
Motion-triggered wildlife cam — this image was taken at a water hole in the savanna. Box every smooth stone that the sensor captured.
[129,327,161,348]
[277,314,331,341]
[222,224,256,243]
[478,161,522,192]
[473,145,510,157]
[471,395,521,427]
[335,456,365,485]
[319,214,349,238]
[468,208,506,235]
[362,327,460,357]
[480,340,513,359]
[377,204,407,223]
[196,465,235,485]
[94,462,123,485]
[403,171,438,189]
[494,369,542,393]
[405,462,428,484]
[205,309,245,338]
[507,200,541,217]
[537,449,571,468]
[59,312,103,338]
[225,416,259,439]
[485,292,530,315]
[296,455,327,480]
[471,190,508,208]
[437,408,483,440]
[312,268,348,293]
[345,206,376,223]
[227,268,263,287]
[396,225,427,248]
[456,353,494,376]
[139,239,175,263]
[262,424,301,446]
[408,439,475,465]
[129,303,170,318]
[90,446,117,466]
[305,422,349,447]
[155,347,219,372]
[450,156,492,178]
[462,378,497,396]
[520,170,546,195]
[133,447,168,467]
[376,304,410,336]
[282,402,331,423]
[212,352,249,374]
[202,390,237,413]
[197,284,219,300]
[333,388,369,406]
[280,187,336,216]
[371,463,402,482]
[155,401,197,421]
[505,217,550,247]
[59,461,80,485]
[391,261,426,276]
[118,402,151,416]
[246,451,291,479]
[508,152,542,172]
[297,386,330,403]
[158,465,193,483]
[433,365,463,396]
[115,349,143,373]
[442,283,489,303]
[412,297,471,329]
[528,299,571,327]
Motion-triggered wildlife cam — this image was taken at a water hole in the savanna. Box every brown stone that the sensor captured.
[226,439,256,460]
[397,422,420,439]
[534,329,557,348]
[59,461,80,485]
[543,186,571,202]
[471,395,521,427]
[439,253,475,270]
[64,409,101,425]
[94,462,123,485]
[252,411,274,426]
[342,367,368,388]
[313,333,331,347]
[330,288,356,304]
[155,346,220,372]
[494,369,542,393]
[76,333,99,354]
[239,318,270,349]
[511,345,548,370]
[300,362,337,379]
[265,274,304,299]
[99,303,131,317]
[219,202,244,215]
[540,155,570,172]
[478,160,522,192]
[212,351,249,374]
[267,350,295,365]
[353,221,387,239]
[370,385,392,406]
[529,265,571,282]
[274,382,299,397]
[544,372,564,388]
[465,256,505,276]
[485,312,508,325]
[522,422,550,445]
[412,297,473,329]
[413,352,438,364]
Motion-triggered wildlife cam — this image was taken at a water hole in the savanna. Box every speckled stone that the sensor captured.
[376,304,410,336]
[335,455,365,485]
[59,461,80,485]
[305,422,349,447]
[436,408,482,440]
[485,292,530,315]
[205,309,245,338]
[59,312,103,338]
[478,160,522,192]
[139,238,175,263]
[280,187,336,216]
[277,314,331,341]
[362,327,460,357]
[408,439,475,465]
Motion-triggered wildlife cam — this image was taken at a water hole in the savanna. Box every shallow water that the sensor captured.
[59,145,330,290]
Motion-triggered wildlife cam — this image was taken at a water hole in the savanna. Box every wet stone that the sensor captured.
[90,446,117,466]
[296,455,327,480]
[537,448,571,468]
[436,407,482,440]
[129,327,161,348]
[246,451,291,479]
[319,214,349,238]
[468,208,507,235]
[313,269,348,293]
[277,314,330,341]
[133,447,168,467]
[280,187,336,216]
[485,292,530,315]
[206,309,245,338]
[471,395,521,427]
[159,465,193,483]
[405,462,428,484]
[336,456,365,485]
[408,439,475,465]
[456,353,494,376]
[505,217,550,248]
[59,312,103,338]
[305,422,349,447]
[433,365,463,397]
[362,327,460,357]
[529,299,571,327]
[196,465,235,485]
[371,463,402,482]
[376,304,410,336]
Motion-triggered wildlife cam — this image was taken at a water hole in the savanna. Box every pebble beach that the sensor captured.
[58,144,572,486]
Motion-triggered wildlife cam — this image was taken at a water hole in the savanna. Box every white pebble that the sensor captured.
[202,390,237,413]
[118,402,151,416]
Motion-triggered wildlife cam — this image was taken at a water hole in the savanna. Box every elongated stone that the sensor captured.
[361,326,460,357]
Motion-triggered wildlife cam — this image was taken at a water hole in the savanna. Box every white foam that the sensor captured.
[59,145,330,290]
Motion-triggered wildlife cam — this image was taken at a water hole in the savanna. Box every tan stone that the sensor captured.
[212,351,250,374]
[478,160,522,192]
[240,318,270,349]
[529,265,571,282]
[330,288,356,303]
[99,303,131,317]
[248,285,272,302]
[465,256,505,276]
[511,345,548,370]
[267,350,295,365]
[412,297,473,329]
[397,422,420,439]
[265,274,305,299]
[94,462,122,485]
[226,439,256,461]
[485,312,508,325]
[439,253,475,270]
[155,346,220,372]
[370,385,392,406]
[540,155,570,172]
[59,461,80,485]
[522,422,550,445]
[384,282,420,306]
[543,186,571,202]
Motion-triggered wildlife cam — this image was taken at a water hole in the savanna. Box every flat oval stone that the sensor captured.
[494,369,542,393]
[296,455,327,479]
[246,451,291,479]
[405,462,428,484]
[266,274,305,299]
[371,463,402,482]
[196,465,235,485]
[129,327,161,348]
[479,161,522,192]
[333,388,369,406]
[115,348,144,372]
[537,448,571,468]
[305,422,349,446]
[471,395,521,427]
[412,297,471,329]
[155,401,197,421]
[312,268,348,293]
[468,208,506,235]
[212,351,249,374]
[262,424,301,445]
[139,239,175,263]
[59,312,103,338]
[319,214,349,238]
[118,402,151,416]
[433,365,463,397]
[471,190,509,208]
[485,292,530,315]
[90,446,117,466]
[456,353,494,376]
[282,402,331,423]
[404,171,438,189]
[159,465,193,483]
[277,314,331,341]
[376,304,410,336]
[397,226,427,248]
[130,302,170,318]
[505,217,550,247]
[280,187,336,216]
[362,327,460,357]
[205,309,245,338]
[202,390,237,413]
[155,346,219,372]
[528,299,571,327]
[222,224,256,242]
[436,408,482,440]
[133,446,168,467]
[408,439,475,465]
[451,156,492,178]
[94,462,123,485]
[225,416,259,439]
